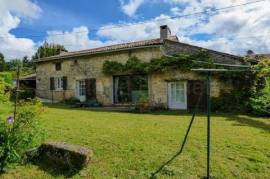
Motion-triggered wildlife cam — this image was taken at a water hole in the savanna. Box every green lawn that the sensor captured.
[0,104,269,179]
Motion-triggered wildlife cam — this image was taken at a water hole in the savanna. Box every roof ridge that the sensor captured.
[59,38,163,55]
[36,37,166,62]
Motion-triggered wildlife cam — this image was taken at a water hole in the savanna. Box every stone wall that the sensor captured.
[36,47,162,104]
[149,71,222,108]
[36,43,236,106]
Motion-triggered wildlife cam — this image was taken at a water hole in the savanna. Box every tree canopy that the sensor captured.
[32,42,68,59]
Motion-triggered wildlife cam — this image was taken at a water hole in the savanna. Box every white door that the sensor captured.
[168,81,187,110]
[76,80,86,102]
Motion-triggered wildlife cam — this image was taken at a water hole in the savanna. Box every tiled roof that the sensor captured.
[19,74,36,80]
[36,37,178,62]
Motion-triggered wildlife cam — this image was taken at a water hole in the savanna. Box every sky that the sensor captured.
[0,0,270,60]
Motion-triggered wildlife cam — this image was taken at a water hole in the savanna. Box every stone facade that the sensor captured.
[36,40,241,109]
[36,47,162,104]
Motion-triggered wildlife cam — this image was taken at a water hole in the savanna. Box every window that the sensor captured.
[114,75,148,103]
[55,77,63,90]
[78,80,86,96]
[55,62,61,71]
[171,82,185,102]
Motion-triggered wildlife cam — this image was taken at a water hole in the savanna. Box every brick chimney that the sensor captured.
[160,25,171,40]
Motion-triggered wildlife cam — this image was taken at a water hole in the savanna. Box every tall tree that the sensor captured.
[5,59,22,71]
[0,53,5,72]
[32,42,68,60]
[22,56,34,68]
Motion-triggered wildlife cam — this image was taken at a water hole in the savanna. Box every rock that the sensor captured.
[37,141,93,171]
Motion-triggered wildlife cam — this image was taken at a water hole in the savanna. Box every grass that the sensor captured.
[0,103,269,179]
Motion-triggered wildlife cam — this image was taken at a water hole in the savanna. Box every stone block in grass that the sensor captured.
[28,141,93,177]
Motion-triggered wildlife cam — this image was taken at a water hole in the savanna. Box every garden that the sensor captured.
[0,103,269,178]
[0,53,269,178]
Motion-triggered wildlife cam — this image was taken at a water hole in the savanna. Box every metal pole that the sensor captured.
[206,72,211,179]
[150,87,204,179]
[13,65,20,120]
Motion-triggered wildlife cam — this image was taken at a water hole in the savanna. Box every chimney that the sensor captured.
[160,25,171,40]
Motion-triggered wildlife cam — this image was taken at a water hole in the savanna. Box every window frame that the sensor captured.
[113,74,148,104]
[55,62,62,71]
[55,77,64,91]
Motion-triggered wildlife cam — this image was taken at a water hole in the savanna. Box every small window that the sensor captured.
[55,63,61,71]
[55,77,63,90]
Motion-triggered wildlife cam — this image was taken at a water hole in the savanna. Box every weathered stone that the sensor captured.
[36,39,243,108]
[37,141,92,171]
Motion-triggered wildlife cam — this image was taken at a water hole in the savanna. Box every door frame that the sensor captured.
[167,81,187,110]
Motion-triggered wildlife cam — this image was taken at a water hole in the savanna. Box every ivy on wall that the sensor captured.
[102,50,215,75]
[102,50,269,115]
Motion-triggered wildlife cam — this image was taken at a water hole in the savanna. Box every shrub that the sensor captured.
[135,96,150,112]
[0,77,9,104]
[211,90,251,113]
[250,94,270,117]
[0,99,45,173]
[10,89,36,101]
[0,72,13,87]
[249,59,270,116]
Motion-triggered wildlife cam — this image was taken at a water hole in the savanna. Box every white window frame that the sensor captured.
[55,77,63,91]
[168,81,187,110]
[78,80,86,96]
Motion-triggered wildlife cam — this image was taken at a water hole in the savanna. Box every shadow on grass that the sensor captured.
[31,160,79,178]
[225,115,270,133]
[44,103,208,117]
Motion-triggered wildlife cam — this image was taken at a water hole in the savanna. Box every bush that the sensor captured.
[135,96,150,112]
[0,72,13,87]
[250,94,270,117]
[0,78,9,104]
[211,90,251,113]
[10,89,36,101]
[0,99,45,173]
[249,59,270,116]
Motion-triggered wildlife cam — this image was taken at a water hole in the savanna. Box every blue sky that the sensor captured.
[11,0,173,42]
[0,0,269,59]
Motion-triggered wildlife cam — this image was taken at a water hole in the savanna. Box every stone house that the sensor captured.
[35,25,245,110]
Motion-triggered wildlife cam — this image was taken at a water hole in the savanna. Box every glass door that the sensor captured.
[76,80,86,102]
[168,81,187,109]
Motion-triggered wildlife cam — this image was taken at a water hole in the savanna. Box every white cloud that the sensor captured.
[46,26,118,51]
[0,0,41,60]
[119,0,145,17]
[2,0,268,59]
[97,0,270,55]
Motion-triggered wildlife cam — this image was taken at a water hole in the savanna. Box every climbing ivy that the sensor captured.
[102,50,215,75]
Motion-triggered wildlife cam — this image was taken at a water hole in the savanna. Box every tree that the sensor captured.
[5,59,22,71]
[22,56,34,69]
[32,42,67,60]
[0,53,5,72]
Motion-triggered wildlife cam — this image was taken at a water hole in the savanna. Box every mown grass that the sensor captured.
[0,103,269,179]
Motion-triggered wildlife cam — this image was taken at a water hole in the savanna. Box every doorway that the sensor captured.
[168,81,187,109]
[76,80,86,102]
